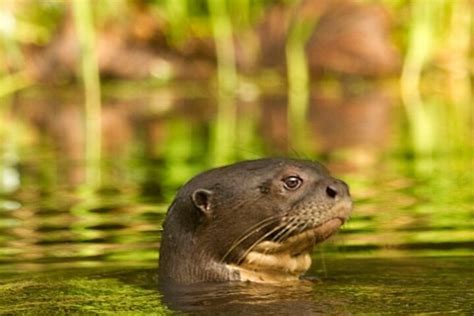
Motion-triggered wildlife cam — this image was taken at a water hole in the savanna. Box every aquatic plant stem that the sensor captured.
[400,0,443,156]
[0,3,31,193]
[207,0,238,166]
[164,0,189,46]
[285,3,317,154]
[72,0,102,187]
[444,0,473,151]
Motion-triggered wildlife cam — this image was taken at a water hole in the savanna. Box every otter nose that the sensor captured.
[326,185,338,198]
[324,179,350,200]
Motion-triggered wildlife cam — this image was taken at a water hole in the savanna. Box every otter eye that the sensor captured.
[282,176,303,190]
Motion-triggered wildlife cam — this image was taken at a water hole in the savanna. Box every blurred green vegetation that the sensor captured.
[0,0,471,201]
[0,1,472,163]
[0,0,472,267]
[400,0,472,156]
[72,0,102,189]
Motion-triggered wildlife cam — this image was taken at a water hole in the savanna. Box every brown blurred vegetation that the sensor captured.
[21,0,400,83]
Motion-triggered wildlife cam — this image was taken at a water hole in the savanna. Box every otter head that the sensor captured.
[159,158,352,284]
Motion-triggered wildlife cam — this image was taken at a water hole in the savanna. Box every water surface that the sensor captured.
[0,89,472,314]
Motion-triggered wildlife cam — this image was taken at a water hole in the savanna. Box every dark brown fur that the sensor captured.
[158,158,351,284]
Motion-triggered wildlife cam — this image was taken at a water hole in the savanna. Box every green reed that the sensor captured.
[164,0,189,47]
[1,0,471,170]
[445,0,473,153]
[0,2,30,194]
[401,0,441,155]
[401,0,473,157]
[285,3,318,154]
[0,21,31,98]
[207,0,238,166]
[72,0,102,188]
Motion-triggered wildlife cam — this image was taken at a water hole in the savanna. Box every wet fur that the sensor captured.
[158,158,351,284]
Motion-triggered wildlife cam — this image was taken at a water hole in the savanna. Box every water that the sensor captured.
[0,87,473,314]
[1,258,472,314]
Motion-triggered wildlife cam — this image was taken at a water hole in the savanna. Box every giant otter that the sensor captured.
[159,158,352,284]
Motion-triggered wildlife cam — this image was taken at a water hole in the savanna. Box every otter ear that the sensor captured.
[192,189,214,216]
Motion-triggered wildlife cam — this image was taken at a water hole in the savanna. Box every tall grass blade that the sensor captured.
[207,0,238,166]
[72,0,102,188]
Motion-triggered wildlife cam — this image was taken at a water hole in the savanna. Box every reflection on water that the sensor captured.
[161,257,473,314]
[0,257,472,314]
[0,196,164,269]
[0,88,473,313]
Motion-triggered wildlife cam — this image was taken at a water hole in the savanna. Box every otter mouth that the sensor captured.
[254,199,352,255]
[252,216,346,256]
[227,200,352,283]
[228,217,346,283]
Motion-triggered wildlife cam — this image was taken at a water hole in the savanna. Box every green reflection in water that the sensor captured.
[235,100,265,160]
[160,118,207,199]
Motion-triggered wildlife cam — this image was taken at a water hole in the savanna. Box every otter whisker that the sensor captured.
[274,219,307,244]
[235,221,290,265]
[268,216,300,244]
[220,215,281,263]
[256,217,300,256]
